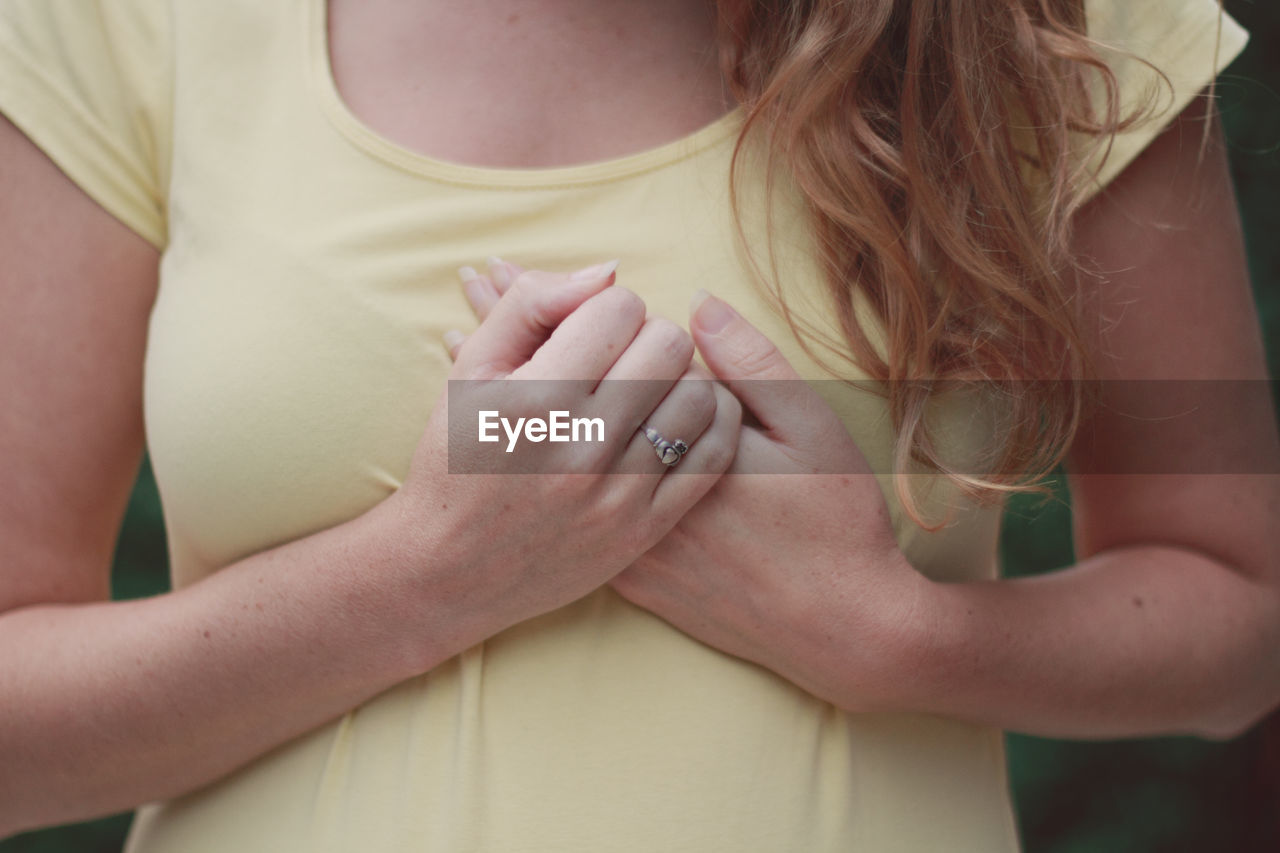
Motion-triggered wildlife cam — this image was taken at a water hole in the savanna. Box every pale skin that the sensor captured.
[1,0,1277,839]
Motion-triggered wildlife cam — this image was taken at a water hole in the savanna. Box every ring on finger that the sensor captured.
[640,424,690,468]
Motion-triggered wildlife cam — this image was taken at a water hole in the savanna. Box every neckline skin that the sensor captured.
[310,0,746,189]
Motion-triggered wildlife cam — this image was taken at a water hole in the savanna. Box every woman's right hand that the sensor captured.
[389,262,742,645]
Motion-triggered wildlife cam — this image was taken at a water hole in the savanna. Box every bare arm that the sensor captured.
[848,96,1280,739]
[584,93,1278,742]
[0,111,469,835]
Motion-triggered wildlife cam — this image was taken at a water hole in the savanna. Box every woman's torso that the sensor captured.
[125,1,1017,849]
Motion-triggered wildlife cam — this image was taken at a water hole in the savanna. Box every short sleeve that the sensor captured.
[0,0,172,249]
[1080,0,1249,200]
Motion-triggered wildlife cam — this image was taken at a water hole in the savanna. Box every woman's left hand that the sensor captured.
[453,259,927,712]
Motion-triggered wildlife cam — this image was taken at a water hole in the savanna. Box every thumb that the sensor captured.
[689,289,829,443]
[455,260,618,377]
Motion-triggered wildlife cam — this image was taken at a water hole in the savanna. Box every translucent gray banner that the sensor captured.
[445,379,1280,475]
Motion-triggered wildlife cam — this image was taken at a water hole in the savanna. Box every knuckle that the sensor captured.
[598,286,646,322]
[646,317,694,365]
[730,344,783,378]
[513,277,557,327]
[512,269,555,291]
[685,381,718,426]
[513,271,576,326]
[508,270,541,299]
[718,329,785,376]
[697,438,736,473]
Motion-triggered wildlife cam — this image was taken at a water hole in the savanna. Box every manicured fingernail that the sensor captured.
[443,330,466,352]
[691,288,735,334]
[458,265,479,283]
[569,259,619,282]
[463,277,493,310]
[487,256,511,289]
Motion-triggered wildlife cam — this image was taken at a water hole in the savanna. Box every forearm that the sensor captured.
[0,493,465,837]
[806,545,1279,740]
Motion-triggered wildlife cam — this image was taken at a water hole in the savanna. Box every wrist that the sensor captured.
[359,489,486,676]
[798,548,943,714]
[870,556,949,714]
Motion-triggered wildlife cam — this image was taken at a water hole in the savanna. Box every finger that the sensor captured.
[443,329,467,362]
[455,261,618,378]
[618,363,718,476]
[516,284,647,381]
[649,379,741,507]
[458,266,501,320]
[590,315,695,432]
[486,256,525,295]
[600,316,695,383]
[689,289,833,444]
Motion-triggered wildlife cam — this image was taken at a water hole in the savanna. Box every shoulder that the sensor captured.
[0,0,175,248]
[1080,0,1249,198]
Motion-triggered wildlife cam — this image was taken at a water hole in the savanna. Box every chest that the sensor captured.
[323,0,733,171]
[144,0,1002,587]
[149,26,765,580]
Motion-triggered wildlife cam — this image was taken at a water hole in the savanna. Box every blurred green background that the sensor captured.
[4,2,1278,851]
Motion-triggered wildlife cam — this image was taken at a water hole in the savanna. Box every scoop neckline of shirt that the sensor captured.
[308,0,746,190]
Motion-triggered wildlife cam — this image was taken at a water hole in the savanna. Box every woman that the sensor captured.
[0,0,1275,850]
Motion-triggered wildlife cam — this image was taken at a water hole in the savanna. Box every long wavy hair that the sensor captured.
[713,0,1171,527]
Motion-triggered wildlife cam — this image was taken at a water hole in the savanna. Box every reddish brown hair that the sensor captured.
[714,0,1165,527]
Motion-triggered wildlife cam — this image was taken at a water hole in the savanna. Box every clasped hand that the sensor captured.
[443,259,924,710]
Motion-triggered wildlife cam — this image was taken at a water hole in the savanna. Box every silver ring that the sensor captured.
[641,425,690,468]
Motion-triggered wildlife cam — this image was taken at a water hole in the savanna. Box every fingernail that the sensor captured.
[691,288,735,334]
[569,259,619,282]
[486,256,511,289]
[458,265,479,283]
[443,330,466,352]
[463,277,493,309]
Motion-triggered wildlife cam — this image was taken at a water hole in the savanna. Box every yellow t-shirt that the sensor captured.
[0,1,1248,850]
